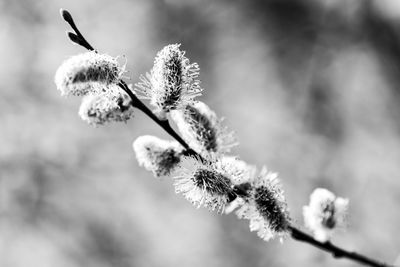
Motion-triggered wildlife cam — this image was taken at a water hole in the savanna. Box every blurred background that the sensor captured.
[1,0,400,266]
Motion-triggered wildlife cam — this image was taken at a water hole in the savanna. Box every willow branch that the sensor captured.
[60,9,94,51]
[59,8,394,267]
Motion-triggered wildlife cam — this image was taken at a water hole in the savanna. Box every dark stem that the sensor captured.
[60,9,94,51]
[60,9,394,267]
[117,81,199,157]
[289,226,394,267]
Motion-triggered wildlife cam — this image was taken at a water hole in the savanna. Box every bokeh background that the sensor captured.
[1,0,400,266]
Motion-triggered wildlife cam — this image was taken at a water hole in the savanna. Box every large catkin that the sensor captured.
[133,135,183,177]
[55,51,123,96]
[135,44,202,114]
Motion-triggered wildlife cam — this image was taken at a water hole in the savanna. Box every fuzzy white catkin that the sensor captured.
[133,135,183,177]
[78,84,133,126]
[55,51,123,96]
[170,101,237,155]
[303,188,349,242]
[173,156,245,213]
[135,44,202,114]
[235,167,290,242]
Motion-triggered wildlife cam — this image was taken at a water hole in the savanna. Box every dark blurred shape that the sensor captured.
[79,221,134,267]
[362,3,400,128]
[306,83,344,142]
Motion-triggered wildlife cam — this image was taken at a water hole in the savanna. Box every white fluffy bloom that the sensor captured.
[78,84,133,126]
[135,44,202,114]
[303,188,349,242]
[133,135,183,177]
[222,156,256,214]
[55,51,123,96]
[173,156,244,213]
[235,167,290,241]
[170,101,237,155]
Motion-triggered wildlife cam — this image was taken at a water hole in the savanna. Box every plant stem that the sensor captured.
[117,81,199,158]
[60,9,395,267]
[60,9,94,51]
[289,226,394,267]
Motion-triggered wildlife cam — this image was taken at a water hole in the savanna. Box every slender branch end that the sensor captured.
[288,226,393,267]
[60,9,95,51]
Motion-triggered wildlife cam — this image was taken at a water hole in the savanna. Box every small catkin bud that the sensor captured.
[55,51,123,96]
[170,101,237,155]
[220,156,256,185]
[133,135,183,177]
[135,44,202,114]
[235,167,290,242]
[78,84,134,126]
[60,9,73,24]
[303,188,349,242]
[174,156,244,213]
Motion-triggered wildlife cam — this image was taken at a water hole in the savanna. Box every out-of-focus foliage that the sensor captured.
[1,0,400,266]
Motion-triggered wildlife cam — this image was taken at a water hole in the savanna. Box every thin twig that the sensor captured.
[289,226,394,267]
[60,9,94,51]
[117,80,199,158]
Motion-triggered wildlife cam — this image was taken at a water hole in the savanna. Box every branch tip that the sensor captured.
[60,9,73,24]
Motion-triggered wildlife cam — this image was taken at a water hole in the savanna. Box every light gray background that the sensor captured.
[1,0,399,266]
